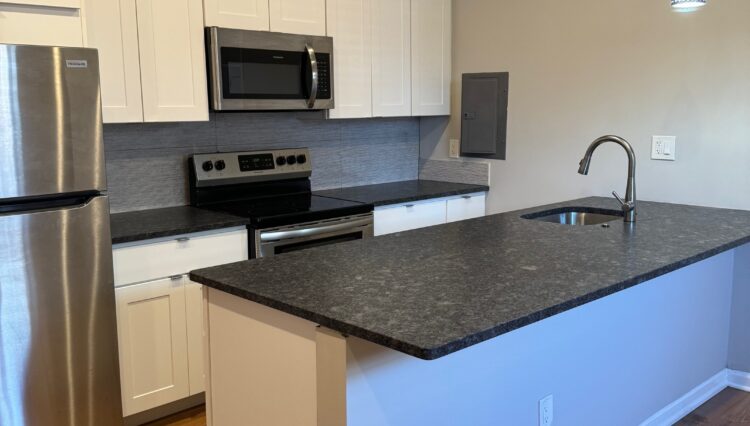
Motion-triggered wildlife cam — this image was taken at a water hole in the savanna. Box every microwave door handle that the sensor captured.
[305,44,318,109]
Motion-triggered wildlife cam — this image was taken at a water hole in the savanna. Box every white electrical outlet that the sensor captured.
[651,136,676,161]
[449,139,460,158]
[539,395,553,426]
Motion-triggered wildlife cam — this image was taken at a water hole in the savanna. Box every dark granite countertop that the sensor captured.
[314,179,489,206]
[111,206,249,245]
[190,196,750,360]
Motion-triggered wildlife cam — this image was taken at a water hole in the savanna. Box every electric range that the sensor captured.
[189,148,374,258]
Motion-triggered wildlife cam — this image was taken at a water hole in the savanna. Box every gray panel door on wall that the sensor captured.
[460,72,509,159]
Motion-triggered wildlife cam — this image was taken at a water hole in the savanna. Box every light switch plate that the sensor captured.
[449,139,461,158]
[652,136,676,161]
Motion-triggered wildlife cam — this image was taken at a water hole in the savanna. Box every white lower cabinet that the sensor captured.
[374,193,487,236]
[446,193,486,223]
[374,199,445,236]
[113,228,248,416]
[115,276,191,416]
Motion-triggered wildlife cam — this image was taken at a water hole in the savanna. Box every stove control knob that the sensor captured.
[286,155,297,165]
[296,154,307,164]
[215,160,226,171]
[276,156,287,166]
[202,160,214,172]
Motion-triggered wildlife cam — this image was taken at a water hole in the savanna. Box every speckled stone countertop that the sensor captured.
[314,179,489,206]
[111,206,249,244]
[189,197,750,360]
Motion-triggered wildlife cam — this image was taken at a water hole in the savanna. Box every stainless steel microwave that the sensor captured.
[206,27,334,111]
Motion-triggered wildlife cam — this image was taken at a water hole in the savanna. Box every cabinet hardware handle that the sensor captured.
[176,237,190,243]
[169,275,182,281]
[462,195,472,199]
[404,204,415,208]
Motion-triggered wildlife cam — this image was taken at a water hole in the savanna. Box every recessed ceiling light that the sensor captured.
[671,0,707,10]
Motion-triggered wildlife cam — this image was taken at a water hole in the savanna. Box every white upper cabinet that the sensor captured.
[0,1,84,47]
[411,0,451,116]
[269,0,326,36]
[371,0,411,117]
[326,0,372,119]
[136,0,209,122]
[83,0,143,123]
[203,0,270,31]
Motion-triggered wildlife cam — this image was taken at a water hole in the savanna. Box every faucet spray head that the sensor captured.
[578,157,591,175]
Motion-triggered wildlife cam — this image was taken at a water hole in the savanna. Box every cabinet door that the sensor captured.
[0,2,84,47]
[135,0,209,122]
[185,281,205,395]
[374,199,446,236]
[326,0,372,119]
[116,277,190,416]
[268,0,326,36]
[83,0,144,123]
[446,193,486,223]
[371,0,411,117]
[203,0,269,31]
[411,0,451,116]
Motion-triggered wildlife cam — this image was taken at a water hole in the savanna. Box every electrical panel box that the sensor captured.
[460,72,509,159]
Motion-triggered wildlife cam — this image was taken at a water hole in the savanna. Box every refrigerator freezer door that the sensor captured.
[0,196,122,426]
[0,45,106,201]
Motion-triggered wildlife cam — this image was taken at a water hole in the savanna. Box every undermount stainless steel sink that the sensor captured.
[522,208,622,226]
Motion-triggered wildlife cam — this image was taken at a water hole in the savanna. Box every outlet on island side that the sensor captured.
[449,139,461,158]
[539,394,553,426]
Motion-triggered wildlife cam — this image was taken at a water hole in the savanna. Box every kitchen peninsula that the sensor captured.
[191,197,750,425]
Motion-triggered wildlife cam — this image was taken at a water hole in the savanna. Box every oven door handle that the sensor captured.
[260,217,372,242]
[305,44,318,109]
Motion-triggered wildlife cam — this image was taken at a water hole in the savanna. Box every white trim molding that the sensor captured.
[641,369,750,426]
[727,369,750,392]
[640,369,728,426]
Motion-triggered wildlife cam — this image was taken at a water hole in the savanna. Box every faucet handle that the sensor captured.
[612,191,635,212]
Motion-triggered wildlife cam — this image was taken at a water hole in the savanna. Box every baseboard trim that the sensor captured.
[640,369,729,426]
[727,369,750,392]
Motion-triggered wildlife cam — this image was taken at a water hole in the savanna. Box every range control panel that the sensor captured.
[191,148,312,187]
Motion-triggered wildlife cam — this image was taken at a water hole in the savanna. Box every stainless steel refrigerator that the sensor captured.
[0,45,123,425]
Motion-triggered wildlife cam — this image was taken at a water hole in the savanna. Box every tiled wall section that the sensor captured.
[104,112,419,213]
[418,159,490,186]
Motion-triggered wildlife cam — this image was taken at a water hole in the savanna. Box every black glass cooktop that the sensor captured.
[207,193,373,229]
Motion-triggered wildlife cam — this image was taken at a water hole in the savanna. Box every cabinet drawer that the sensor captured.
[113,228,248,286]
[446,193,486,223]
[374,200,446,236]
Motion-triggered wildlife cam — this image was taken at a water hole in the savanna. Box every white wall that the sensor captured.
[420,0,750,214]
[347,251,735,426]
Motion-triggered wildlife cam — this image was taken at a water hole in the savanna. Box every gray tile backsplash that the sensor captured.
[104,112,419,213]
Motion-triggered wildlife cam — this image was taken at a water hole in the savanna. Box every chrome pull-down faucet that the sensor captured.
[577,135,637,223]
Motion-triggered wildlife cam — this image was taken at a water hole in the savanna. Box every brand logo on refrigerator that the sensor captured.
[65,60,88,69]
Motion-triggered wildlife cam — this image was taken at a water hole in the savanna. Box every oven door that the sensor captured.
[254,214,373,258]
[207,27,333,111]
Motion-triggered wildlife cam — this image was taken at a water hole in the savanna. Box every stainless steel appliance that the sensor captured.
[189,149,373,258]
[0,45,123,425]
[207,27,334,111]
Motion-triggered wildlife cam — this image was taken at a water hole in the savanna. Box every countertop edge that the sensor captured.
[190,233,750,360]
[111,220,250,245]
[315,181,490,207]
[367,185,490,206]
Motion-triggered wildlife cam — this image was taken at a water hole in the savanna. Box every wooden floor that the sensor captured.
[144,405,206,426]
[677,388,750,425]
[144,389,750,426]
